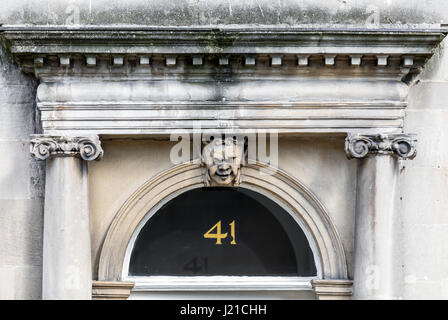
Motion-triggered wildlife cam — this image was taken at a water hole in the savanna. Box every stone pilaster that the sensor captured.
[345,133,416,299]
[30,135,103,300]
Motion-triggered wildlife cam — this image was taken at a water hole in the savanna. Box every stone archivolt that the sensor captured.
[30,135,103,161]
[345,133,417,160]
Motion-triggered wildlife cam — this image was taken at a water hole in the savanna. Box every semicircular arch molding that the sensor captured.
[98,161,348,281]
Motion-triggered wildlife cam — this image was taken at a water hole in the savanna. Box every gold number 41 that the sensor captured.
[203,220,236,245]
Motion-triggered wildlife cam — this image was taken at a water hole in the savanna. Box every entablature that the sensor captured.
[1,26,445,136]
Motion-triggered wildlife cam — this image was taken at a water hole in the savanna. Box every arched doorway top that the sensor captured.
[98,161,348,281]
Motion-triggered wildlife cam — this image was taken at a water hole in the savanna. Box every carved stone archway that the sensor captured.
[98,161,348,283]
[5,26,443,299]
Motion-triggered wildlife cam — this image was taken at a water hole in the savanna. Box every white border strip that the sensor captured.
[127,276,316,292]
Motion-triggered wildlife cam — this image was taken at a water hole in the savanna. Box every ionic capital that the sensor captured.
[345,133,417,160]
[30,135,103,161]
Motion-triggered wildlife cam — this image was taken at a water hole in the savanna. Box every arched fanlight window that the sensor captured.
[128,187,317,277]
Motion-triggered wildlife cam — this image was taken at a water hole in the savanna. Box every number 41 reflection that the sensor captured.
[203,220,236,245]
[184,257,208,273]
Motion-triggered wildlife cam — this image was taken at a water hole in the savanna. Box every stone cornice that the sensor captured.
[30,135,103,161]
[1,26,445,50]
[3,26,443,136]
[1,26,444,75]
[345,133,417,160]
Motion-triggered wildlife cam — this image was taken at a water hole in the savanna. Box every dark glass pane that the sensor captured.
[129,188,317,276]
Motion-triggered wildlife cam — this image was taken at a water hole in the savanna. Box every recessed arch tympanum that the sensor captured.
[98,161,348,282]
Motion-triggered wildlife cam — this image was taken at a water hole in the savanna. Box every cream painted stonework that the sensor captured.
[89,137,353,282]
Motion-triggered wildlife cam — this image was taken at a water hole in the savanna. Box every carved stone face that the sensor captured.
[202,138,244,187]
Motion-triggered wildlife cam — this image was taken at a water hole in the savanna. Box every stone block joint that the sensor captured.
[30,135,103,161]
[345,133,417,160]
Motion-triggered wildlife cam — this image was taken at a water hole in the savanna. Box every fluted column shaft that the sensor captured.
[30,135,103,300]
[346,133,416,299]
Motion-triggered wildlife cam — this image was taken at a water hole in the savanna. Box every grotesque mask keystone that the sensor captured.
[202,137,244,187]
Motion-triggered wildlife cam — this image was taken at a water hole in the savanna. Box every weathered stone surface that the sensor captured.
[352,155,400,299]
[0,141,32,199]
[0,265,42,299]
[0,41,43,300]
[0,199,43,266]
[3,24,438,137]
[397,35,448,299]
[0,0,447,26]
